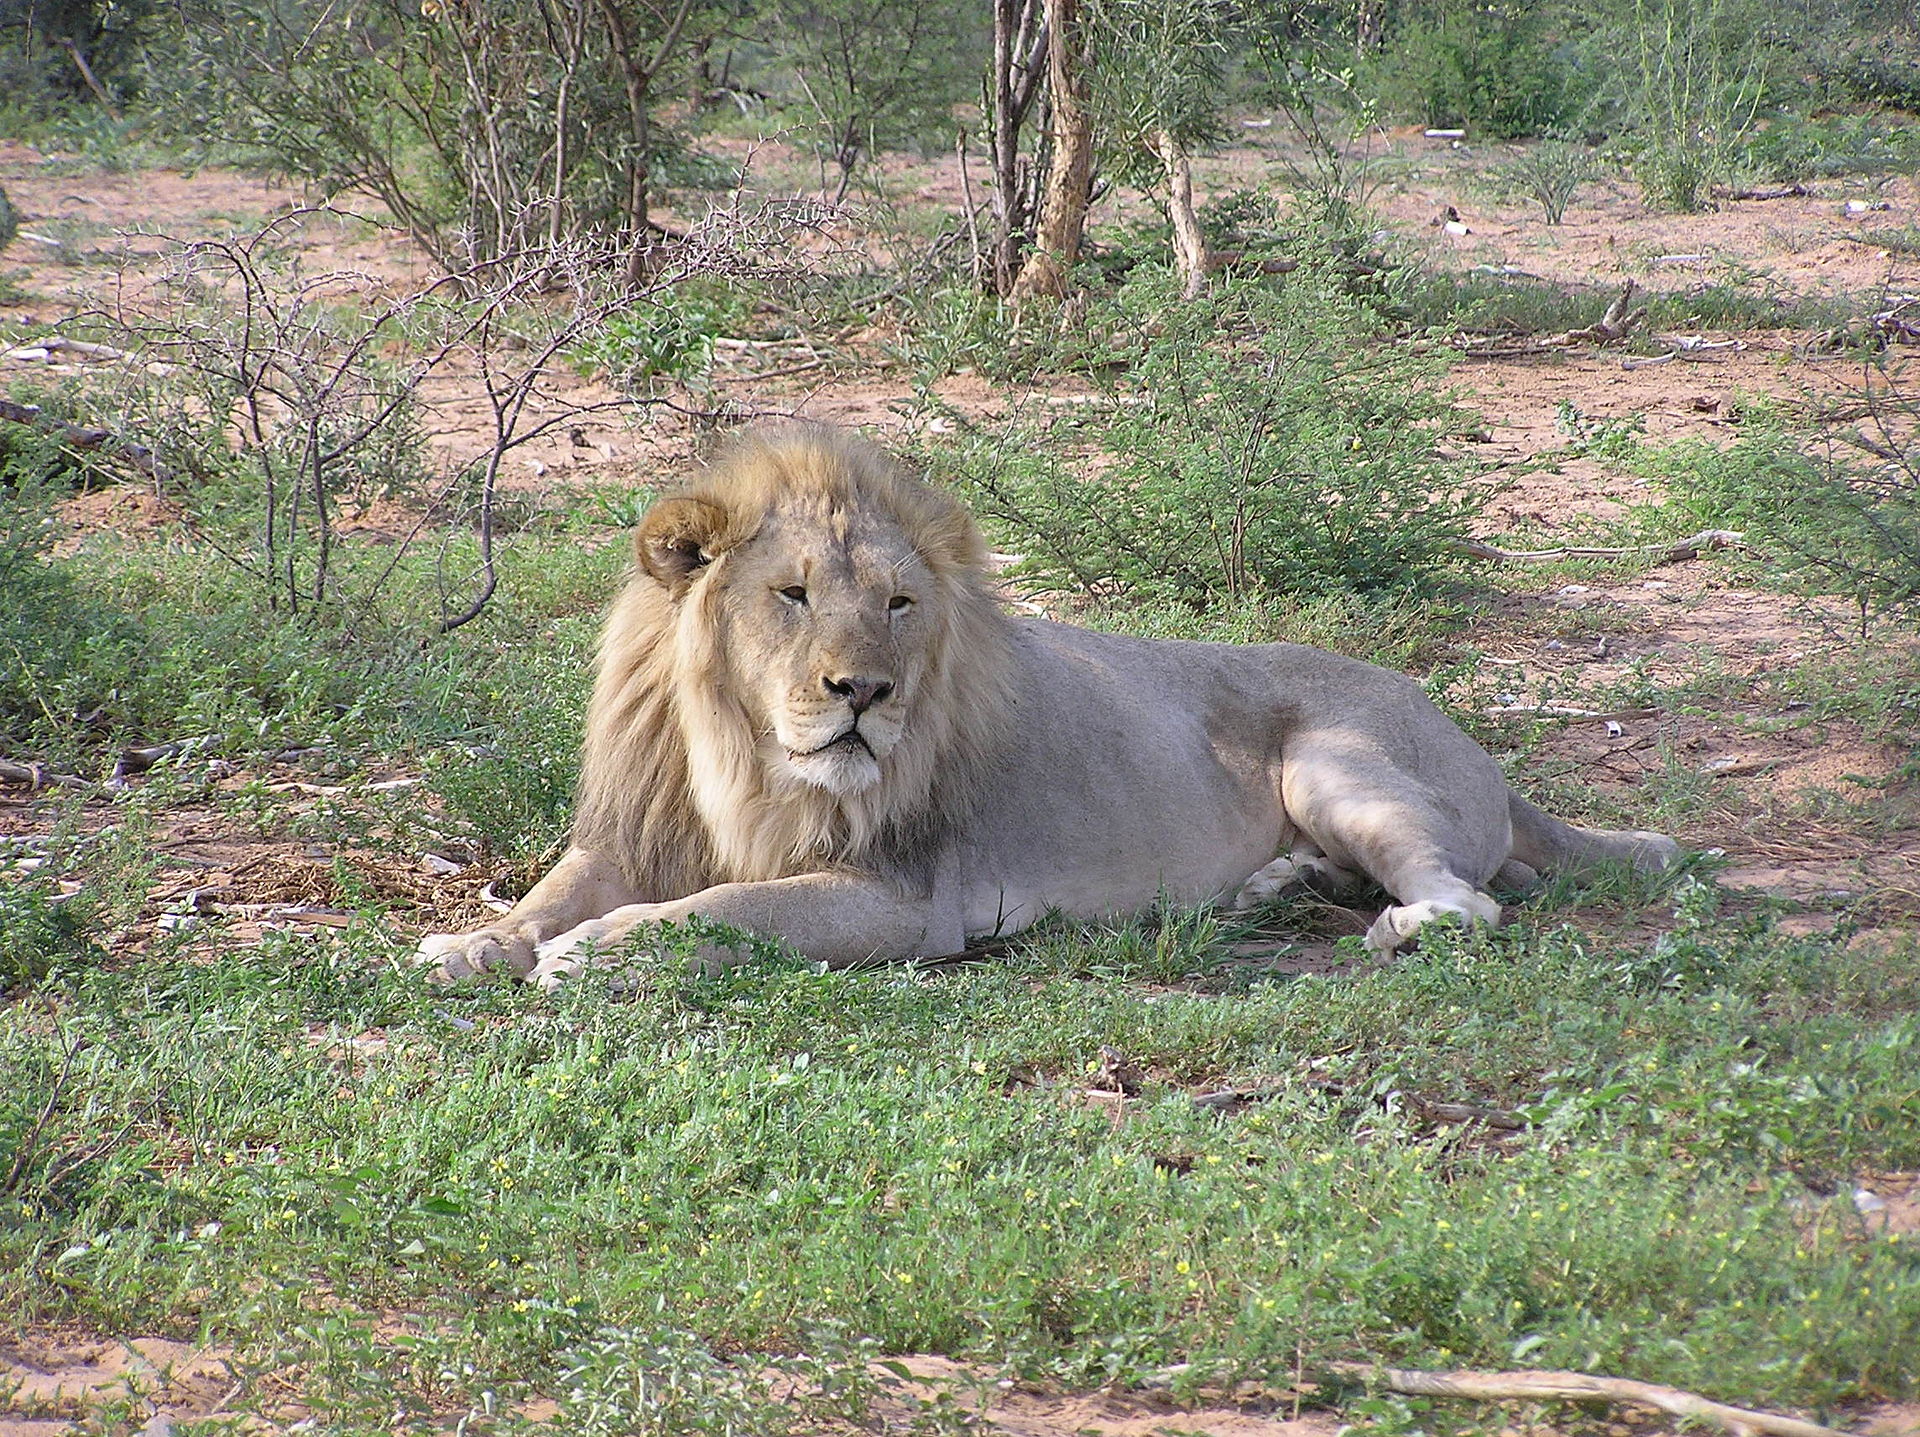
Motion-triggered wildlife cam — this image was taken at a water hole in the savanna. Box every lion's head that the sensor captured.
[573,426,1014,898]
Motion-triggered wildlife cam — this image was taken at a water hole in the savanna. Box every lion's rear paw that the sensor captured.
[526,917,624,993]
[1364,892,1501,956]
[1233,857,1305,910]
[416,928,536,985]
[529,951,584,993]
[1233,854,1361,910]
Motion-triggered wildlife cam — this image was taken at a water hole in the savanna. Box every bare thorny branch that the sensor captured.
[55,199,854,637]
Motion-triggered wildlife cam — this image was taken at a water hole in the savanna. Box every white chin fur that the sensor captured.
[785,747,883,795]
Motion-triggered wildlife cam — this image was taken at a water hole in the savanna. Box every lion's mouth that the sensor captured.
[789,728,873,760]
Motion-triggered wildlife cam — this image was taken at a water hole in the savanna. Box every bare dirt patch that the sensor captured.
[0,1327,1341,1437]
[872,1355,1340,1437]
[0,1334,240,1436]
[1355,129,1920,302]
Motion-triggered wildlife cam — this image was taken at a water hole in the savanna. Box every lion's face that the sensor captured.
[720,509,933,795]
[638,493,942,798]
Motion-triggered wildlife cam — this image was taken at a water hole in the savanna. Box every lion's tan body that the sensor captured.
[419,427,1677,989]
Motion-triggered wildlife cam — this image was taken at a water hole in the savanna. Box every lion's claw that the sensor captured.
[415,929,535,985]
[530,952,584,992]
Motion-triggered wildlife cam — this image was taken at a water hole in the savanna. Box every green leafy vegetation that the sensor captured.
[572,283,749,386]
[2,886,1915,1425]
[1651,410,1920,630]
[1381,3,1580,140]
[931,271,1475,606]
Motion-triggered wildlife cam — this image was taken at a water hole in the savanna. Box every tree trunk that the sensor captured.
[1010,0,1092,302]
[1152,127,1211,299]
[1354,0,1385,53]
[591,0,696,288]
[593,0,656,287]
[988,0,1046,294]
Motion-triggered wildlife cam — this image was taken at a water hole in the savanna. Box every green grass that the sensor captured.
[3,883,1916,1431]
[3,503,1917,1429]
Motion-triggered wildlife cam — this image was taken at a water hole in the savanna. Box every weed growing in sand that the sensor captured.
[1488,141,1594,225]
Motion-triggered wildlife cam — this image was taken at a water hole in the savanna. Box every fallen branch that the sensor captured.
[1456,529,1744,564]
[4,336,133,364]
[1403,1096,1526,1130]
[0,758,89,791]
[0,396,174,485]
[1484,705,1658,723]
[1727,183,1810,201]
[1461,281,1643,358]
[1334,1365,1844,1437]
[1836,429,1901,462]
[109,736,219,787]
[1621,335,1747,370]
[1207,250,1300,277]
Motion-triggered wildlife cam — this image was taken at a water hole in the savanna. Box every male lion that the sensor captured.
[420,426,1677,990]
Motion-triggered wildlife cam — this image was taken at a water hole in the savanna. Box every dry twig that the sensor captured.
[1333,1365,1844,1437]
[1456,528,1745,563]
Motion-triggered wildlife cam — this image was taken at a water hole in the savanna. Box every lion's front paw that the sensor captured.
[417,928,536,986]
[526,918,620,993]
[528,950,584,993]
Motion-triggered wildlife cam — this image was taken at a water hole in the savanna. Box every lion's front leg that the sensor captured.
[527,872,962,993]
[417,846,643,985]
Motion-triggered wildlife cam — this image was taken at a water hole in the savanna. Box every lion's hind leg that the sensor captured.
[1347,839,1506,957]
[1280,742,1512,956]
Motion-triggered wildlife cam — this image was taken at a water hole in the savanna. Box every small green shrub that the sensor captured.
[0,447,136,749]
[1809,32,1920,111]
[934,270,1478,607]
[1737,112,1920,183]
[0,880,104,994]
[1652,415,1920,628]
[1388,5,1581,140]
[429,703,581,872]
[1488,140,1594,224]
[574,283,747,386]
[892,284,1097,381]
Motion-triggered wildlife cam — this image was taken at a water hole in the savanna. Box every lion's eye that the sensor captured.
[778,585,808,604]
[888,595,913,612]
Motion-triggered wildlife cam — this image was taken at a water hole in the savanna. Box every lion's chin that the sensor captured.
[785,746,884,796]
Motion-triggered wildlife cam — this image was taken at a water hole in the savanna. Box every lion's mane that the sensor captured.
[571,427,1016,901]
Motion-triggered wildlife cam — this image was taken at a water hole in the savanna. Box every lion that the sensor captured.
[418,425,1678,990]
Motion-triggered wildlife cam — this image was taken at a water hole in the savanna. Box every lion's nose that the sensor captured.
[823,675,894,713]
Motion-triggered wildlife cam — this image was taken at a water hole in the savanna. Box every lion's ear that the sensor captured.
[635,496,732,596]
